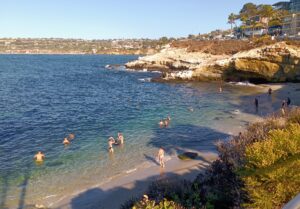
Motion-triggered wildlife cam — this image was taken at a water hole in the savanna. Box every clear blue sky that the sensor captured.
[0,0,279,39]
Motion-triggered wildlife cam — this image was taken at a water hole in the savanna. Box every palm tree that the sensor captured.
[228,13,237,31]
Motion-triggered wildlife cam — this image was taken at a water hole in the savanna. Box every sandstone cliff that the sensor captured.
[125,42,300,83]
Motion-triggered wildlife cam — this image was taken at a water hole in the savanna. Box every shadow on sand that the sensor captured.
[67,124,228,209]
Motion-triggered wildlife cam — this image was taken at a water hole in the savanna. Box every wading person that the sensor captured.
[108,137,115,153]
[34,151,45,162]
[157,147,165,168]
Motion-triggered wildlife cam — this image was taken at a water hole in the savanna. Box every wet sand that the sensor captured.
[50,83,299,209]
[52,150,217,209]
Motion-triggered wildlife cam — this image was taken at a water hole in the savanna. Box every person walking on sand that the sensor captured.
[287,97,291,106]
[157,147,165,168]
[281,100,286,115]
[254,98,258,108]
[108,137,115,153]
[117,132,124,144]
[34,151,45,162]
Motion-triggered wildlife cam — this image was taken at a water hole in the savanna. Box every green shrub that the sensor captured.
[245,124,300,168]
[132,198,184,209]
[239,122,300,208]
[240,155,300,209]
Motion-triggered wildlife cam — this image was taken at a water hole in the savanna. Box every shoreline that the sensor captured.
[51,150,218,209]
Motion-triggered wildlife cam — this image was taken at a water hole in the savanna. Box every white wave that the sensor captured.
[231,109,241,115]
[126,168,137,174]
[43,194,57,199]
[138,78,152,82]
[228,81,256,87]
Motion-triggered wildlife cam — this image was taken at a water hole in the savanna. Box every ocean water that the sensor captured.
[0,55,285,208]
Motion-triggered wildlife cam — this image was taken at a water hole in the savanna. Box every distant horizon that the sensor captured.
[1,0,278,39]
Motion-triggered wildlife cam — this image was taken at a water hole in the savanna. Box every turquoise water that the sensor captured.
[0,55,284,208]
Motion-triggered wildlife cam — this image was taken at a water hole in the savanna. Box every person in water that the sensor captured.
[117,132,124,144]
[157,147,165,168]
[63,137,70,145]
[268,88,272,95]
[34,151,45,162]
[108,137,115,153]
[68,133,75,140]
[159,120,164,128]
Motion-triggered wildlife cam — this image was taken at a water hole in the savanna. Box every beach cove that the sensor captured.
[0,55,299,209]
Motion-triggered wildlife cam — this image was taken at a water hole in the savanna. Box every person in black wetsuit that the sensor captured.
[287,97,291,106]
[255,98,258,108]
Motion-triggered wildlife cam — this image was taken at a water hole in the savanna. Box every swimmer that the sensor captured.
[157,147,165,168]
[268,88,272,95]
[34,151,45,162]
[163,119,169,127]
[63,137,70,145]
[108,137,115,153]
[68,133,75,140]
[159,120,164,128]
[166,116,171,121]
[219,86,223,93]
[117,132,124,144]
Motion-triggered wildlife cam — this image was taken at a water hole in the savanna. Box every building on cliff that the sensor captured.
[277,0,300,37]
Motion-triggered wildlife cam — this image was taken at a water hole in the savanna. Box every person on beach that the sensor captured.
[68,133,75,140]
[34,151,45,162]
[157,147,165,168]
[287,97,291,106]
[281,100,287,115]
[108,137,115,153]
[117,132,124,144]
[268,88,272,95]
[63,137,70,145]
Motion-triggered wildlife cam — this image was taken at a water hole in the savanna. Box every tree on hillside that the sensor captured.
[228,13,238,31]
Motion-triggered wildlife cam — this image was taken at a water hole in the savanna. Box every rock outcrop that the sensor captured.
[125,42,300,83]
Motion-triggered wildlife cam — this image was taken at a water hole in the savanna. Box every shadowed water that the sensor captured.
[0,55,281,208]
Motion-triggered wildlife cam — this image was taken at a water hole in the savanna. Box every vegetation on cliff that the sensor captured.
[122,107,300,209]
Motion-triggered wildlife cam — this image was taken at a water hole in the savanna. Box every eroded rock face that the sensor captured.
[125,42,300,83]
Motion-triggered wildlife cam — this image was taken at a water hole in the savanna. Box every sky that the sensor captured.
[0,0,279,39]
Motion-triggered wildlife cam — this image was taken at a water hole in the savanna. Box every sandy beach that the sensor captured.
[49,83,300,209]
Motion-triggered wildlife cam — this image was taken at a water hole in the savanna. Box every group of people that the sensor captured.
[107,132,124,153]
[158,116,171,128]
[254,88,292,115]
[34,133,76,162]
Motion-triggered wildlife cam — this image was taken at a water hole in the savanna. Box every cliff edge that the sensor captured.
[125,41,300,83]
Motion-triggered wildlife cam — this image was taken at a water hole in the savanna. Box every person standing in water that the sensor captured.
[108,137,115,153]
[268,88,272,95]
[34,151,45,162]
[157,147,165,168]
[117,132,124,144]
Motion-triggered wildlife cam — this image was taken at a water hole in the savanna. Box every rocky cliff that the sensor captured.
[125,42,300,83]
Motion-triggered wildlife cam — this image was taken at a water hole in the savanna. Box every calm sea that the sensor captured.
[0,55,284,208]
